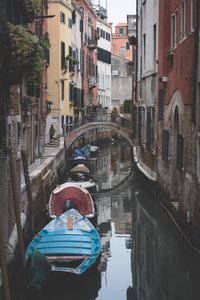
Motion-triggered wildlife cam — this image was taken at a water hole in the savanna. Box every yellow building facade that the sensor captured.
[48,0,73,134]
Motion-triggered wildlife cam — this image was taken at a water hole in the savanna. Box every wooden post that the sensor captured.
[0,219,11,300]
[21,150,34,238]
[9,147,25,267]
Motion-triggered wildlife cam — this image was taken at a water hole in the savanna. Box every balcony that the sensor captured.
[88,76,97,88]
[87,38,97,50]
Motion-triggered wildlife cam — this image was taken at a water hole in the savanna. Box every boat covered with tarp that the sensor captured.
[48,182,95,219]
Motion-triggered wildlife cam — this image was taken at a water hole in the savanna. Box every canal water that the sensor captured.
[37,140,200,299]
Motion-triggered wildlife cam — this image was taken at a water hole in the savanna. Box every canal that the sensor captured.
[36,140,200,300]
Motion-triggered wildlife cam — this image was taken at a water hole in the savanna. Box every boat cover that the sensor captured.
[49,183,94,218]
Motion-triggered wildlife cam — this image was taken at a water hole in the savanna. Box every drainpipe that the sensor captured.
[135,0,138,108]
[192,0,200,124]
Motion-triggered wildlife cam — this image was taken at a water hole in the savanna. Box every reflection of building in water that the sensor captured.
[95,147,112,190]
[95,142,132,190]
[96,193,112,272]
[111,188,132,235]
[134,190,200,300]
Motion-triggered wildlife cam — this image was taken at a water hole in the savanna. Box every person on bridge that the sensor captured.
[49,124,56,143]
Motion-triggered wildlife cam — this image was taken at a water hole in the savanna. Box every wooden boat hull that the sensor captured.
[26,209,101,275]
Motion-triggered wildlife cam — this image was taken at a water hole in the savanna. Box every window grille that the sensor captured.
[138,106,145,146]
[146,107,155,151]
[176,134,184,173]
[132,106,138,138]
[158,89,165,120]
[162,129,169,161]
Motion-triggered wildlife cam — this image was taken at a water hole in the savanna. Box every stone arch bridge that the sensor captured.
[64,118,134,150]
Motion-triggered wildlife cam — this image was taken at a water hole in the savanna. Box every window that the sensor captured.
[69,82,74,102]
[143,34,146,71]
[61,80,64,101]
[181,0,187,40]
[17,121,21,147]
[68,17,72,28]
[80,19,83,32]
[60,12,65,24]
[138,106,145,145]
[61,42,65,70]
[153,24,157,63]
[72,10,76,24]
[158,89,165,120]
[119,27,124,34]
[197,135,200,178]
[68,46,73,72]
[171,12,177,49]
[146,107,155,152]
[102,30,105,38]
[176,134,184,173]
[191,0,194,31]
[126,42,130,50]
[162,129,169,161]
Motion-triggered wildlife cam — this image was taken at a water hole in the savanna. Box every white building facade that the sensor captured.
[96,18,112,110]
[136,0,158,176]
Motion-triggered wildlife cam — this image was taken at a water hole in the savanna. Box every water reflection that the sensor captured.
[32,140,200,300]
[93,140,132,191]
[94,141,133,299]
[133,179,200,300]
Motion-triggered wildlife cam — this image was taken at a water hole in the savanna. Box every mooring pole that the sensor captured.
[9,147,25,267]
[0,219,11,300]
[21,150,34,238]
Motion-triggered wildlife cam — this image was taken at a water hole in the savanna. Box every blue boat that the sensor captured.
[26,209,101,275]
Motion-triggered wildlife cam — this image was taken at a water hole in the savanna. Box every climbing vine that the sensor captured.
[4,23,43,83]
[20,0,41,22]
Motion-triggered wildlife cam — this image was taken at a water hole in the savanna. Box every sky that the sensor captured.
[106,0,136,26]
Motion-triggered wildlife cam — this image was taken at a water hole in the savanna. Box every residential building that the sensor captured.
[0,0,49,292]
[71,2,84,128]
[96,9,112,110]
[75,0,99,112]
[47,0,73,136]
[157,0,196,222]
[111,22,134,113]
[134,0,158,179]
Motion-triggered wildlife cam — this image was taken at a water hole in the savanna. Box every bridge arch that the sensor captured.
[64,122,134,150]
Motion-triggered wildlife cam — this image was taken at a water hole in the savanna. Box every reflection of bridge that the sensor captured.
[64,113,133,150]
[97,169,134,194]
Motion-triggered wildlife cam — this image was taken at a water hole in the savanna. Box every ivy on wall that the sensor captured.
[5,23,43,83]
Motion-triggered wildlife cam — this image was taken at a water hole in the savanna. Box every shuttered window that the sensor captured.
[162,129,169,161]
[138,106,145,146]
[176,134,184,173]
[68,46,73,72]
[61,42,65,70]
[97,47,111,64]
[132,106,138,138]
[72,10,76,24]
[146,107,155,151]
[69,83,74,102]
[80,19,83,32]
[74,87,77,106]
[158,89,165,120]
[81,89,84,107]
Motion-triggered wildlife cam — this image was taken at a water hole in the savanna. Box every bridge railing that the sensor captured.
[71,113,133,133]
